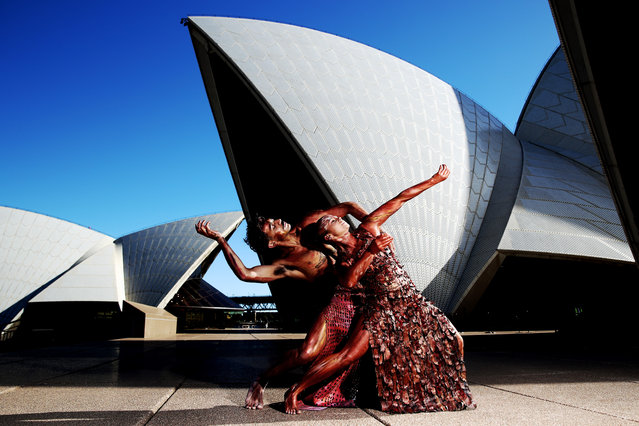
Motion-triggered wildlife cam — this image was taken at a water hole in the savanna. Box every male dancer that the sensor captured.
[195,201,368,409]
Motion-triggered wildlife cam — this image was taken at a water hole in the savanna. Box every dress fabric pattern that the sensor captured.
[309,288,360,407]
[349,228,475,413]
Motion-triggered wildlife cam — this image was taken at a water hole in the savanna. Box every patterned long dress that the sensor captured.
[346,228,475,413]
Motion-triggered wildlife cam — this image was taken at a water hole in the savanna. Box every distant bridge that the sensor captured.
[231,296,277,311]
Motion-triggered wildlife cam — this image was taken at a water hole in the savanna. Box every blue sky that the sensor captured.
[0,1,559,297]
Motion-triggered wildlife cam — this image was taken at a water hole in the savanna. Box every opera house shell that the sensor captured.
[0,206,243,340]
[187,17,636,330]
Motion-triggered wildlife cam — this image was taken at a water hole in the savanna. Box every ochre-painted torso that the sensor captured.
[281,247,330,282]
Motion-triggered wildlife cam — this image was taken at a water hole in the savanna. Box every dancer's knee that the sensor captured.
[298,345,320,363]
[298,320,328,363]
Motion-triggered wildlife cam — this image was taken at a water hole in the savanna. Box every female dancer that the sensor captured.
[284,164,475,414]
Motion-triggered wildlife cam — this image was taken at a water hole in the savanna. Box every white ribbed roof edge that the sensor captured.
[499,141,632,262]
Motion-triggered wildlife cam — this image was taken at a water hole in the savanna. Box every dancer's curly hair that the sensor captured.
[244,216,270,253]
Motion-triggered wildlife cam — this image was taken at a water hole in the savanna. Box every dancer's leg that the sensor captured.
[245,315,328,409]
[285,316,370,414]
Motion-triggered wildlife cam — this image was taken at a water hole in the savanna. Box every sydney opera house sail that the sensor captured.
[0,207,113,327]
[117,211,244,308]
[0,206,244,334]
[187,17,633,321]
[506,48,630,262]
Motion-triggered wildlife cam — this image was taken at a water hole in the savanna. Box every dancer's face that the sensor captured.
[261,218,291,243]
[319,215,349,240]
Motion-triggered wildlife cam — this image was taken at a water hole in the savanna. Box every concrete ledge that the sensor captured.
[122,301,177,339]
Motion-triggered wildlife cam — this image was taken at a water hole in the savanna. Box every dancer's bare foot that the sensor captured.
[284,386,301,415]
[245,380,264,409]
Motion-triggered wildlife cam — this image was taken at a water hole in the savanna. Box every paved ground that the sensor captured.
[0,331,638,425]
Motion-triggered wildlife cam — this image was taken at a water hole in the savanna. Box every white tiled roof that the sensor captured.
[117,211,243,308]
[499,141,631,261]
[0,207,113,325]
[516,48,602,173]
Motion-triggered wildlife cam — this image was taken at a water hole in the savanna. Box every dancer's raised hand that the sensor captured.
[369,233,394,254]
[195,220,223,242]
[432,164,450,183]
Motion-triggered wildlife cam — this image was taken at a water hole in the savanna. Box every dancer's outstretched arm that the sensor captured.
[361,164,449,237]
[195,202,368,282]
[195,221,307,282]
[299,201,369,228]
